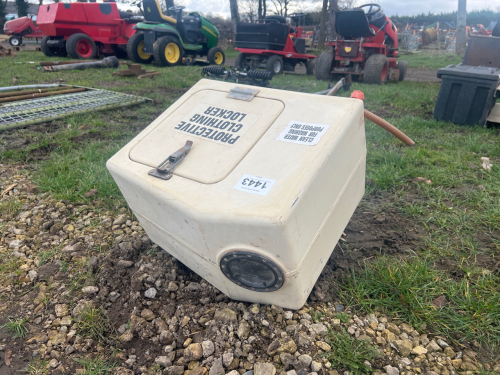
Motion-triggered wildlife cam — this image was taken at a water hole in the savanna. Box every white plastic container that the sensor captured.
[107,79,366,309]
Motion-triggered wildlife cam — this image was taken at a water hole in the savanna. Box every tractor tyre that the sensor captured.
[8,35,22,47]
[67,33,98,59]
[41,36,55,57]
[363,54,389,85]
[315,52,334,81]
[266,55,283,75]
[235,53,250,70]
[207,47,225,66]
[397,60,408,82]
[306,59,315,75]
[153,35,184,67]
[127,32,154,64]
[40,36,67,57]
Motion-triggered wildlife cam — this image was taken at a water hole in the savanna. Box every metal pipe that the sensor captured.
[0,88,86,104]
[48,56,120,72]
[0,86,72,99]
[0,84,63,92]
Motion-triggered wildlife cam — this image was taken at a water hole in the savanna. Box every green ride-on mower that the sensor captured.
[127,0,225,67]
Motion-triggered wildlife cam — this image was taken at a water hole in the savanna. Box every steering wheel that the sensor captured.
[358,3,381,16]
[168,5,185,11]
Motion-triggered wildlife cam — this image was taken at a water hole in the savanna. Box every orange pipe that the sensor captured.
[364,109,415,146]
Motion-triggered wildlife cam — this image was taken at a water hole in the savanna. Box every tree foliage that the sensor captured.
[391,9,500,28]
[15,0,29,17]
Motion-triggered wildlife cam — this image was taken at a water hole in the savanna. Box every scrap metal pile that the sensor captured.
[0,84,149,131]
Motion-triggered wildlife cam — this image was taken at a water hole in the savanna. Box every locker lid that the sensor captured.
[129,87,285,184]
[437,64,500,81]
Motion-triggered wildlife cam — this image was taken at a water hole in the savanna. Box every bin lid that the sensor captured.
[437,64,500,81]
[129,88,285,184]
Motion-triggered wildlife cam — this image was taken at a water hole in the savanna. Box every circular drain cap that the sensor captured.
[220,251,284,292]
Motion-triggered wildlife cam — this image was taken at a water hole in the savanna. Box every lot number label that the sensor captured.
[234,174,276,196]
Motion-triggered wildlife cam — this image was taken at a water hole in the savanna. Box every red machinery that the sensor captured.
[315,3,408,84]
[3,17,44,46]
[37,2,139,58]
[234,13,316,75]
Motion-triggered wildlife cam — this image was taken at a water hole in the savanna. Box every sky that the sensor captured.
[178,0,496,19]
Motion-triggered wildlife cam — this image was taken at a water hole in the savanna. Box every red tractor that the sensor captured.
[234,13,316,75]
[3,17,44,47]
[37,2,139,58]
[315,3,408,84]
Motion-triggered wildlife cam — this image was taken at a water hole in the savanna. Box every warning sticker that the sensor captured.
[233,174,276,196]
[275,120,330,146]
[173,103,260,147]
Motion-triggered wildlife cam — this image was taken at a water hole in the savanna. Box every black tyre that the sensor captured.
[306,59,315,75]
[67,33,98,59]
[235,53,250,70]
[266,55,283,75]
[363,54,389,85]
[315,51,334,81]
[127,32,154,64]
[41,35,55,57]
[397,60,408,82]
[8,35,22,47]
[153,35,184,67]
[207,47,225,65]
[40,36,67,57]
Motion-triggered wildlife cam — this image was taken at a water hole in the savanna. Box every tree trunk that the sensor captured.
[229,0,240,34]
[328,0,339,41]
[263,0,266,19]
[317,0,329,48]
[258,0,262,22]
[455,0,467,56]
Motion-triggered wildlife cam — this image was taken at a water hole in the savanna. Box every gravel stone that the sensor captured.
[202,341,215,357]
[82,286,99,294]
[214,308,238,323]
[209,358,224,375]
[144,287,157,298]
[184,343,203,361]
[254,362,276,375]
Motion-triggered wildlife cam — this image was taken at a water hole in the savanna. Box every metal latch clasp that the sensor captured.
[148,140,193,180]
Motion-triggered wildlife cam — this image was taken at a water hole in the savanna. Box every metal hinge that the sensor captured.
[228,87,259,101]
[148,140,193,180]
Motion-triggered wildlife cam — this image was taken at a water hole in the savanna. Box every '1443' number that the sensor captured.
[242,178,267,189]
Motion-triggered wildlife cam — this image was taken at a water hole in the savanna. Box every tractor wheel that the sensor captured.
[363,54,389,85]
[235,53,250,70]
[41,36,55,57]
[153,36,184,67]
[397,60,408,82]
[266,55,283,75]
[306,59,315,75]
[207,47,225,66]
[315,52,334,81]
[8,35,22,47]
[67,33,98,59]
[40,36,67,57]
[127,32,154,64]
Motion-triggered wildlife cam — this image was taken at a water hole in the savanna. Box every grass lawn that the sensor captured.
[0,48,499,358]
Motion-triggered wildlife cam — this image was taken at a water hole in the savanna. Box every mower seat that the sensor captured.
[368,14,387,29]
[335,9,375,39]
[142,0,176,25]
